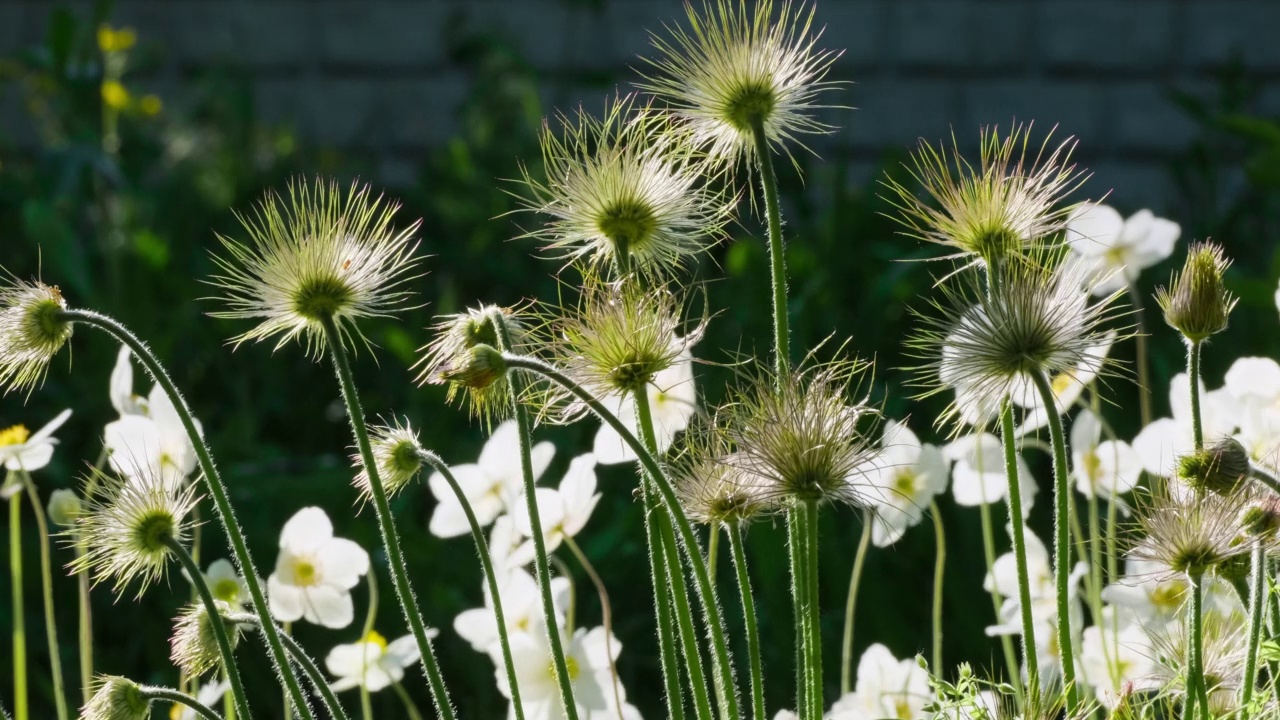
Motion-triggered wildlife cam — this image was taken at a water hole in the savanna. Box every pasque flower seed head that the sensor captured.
[415,304,526,426]
[353,417,427,501]
[1155,240,1236,343]
[82,676,150,720]
[0,275,73,396]
[169,600,240,677]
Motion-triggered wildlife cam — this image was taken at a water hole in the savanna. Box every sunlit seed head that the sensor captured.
[82,676,150,720]
[69,472,198,600]
[1241,495,1280,539]
[1177,437,1251,496]
[0,277,73,396]
[414,304,527,427]
[640,0,842,167]
[1150,610,1247,705]
[1129,487,1252,579]
[353,417,425,501]
[1155,241,1236,343]
[518,95,733,277]
[169,600,239,677]
[673,423,777,525]
[206,177,422,357]
[882,124,1090,267]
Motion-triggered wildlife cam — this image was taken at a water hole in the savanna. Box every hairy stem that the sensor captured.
[22,475,67,720]
[980,501,1023,704]
[1188,340,1204,451]
[1188,572,1210,720]
[1242,542,1266,717]
[728,522,766,720]
[788,508,810,720]
[999,399,1040,698]
[228,613,352,720]
[804,500,822,719]
[929,500,946,676]
[708,525,720,587]
[141,686,225,720]
[749,116,790,377]
[10,493,27,720]
[840,512,872,695]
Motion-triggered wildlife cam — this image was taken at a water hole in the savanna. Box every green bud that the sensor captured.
[1155,241,1236,342]
[47,488,81,526]
[439,343,507,390]
[83,675,150,720]
[1177,437,1251,495]
[1242,497,1280,539]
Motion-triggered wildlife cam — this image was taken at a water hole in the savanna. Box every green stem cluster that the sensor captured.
[141,686,225,720]
[227,613,352,720]
[999,400,1040,699]
[728,522,766,720]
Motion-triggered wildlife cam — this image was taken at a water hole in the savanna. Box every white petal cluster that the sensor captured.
[1066,203,1179,296]
[267,507,370,629]
[0,408,71,498]
[105,347,201,490]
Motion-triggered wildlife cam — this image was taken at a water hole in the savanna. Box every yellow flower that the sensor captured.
[101,81,130,110]
[139,95,162,116]
[97,25,136,53]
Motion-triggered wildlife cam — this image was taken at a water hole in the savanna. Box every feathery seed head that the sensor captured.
[907,251,1129,433]
[673,423,776,525]
[1177,437,1251,496]
[883,124,1090,267]
[1130,488,1252,579]
[519,95,733,276]
[1151,611,1247,709]
[640,0,841,167]
[70,472,198,599]
[207,177,422,357]
[83,676,150,720]
[169,600,239,677]
[415,304,526,426]
[353,418,426,500]
[1155,241,1236,343]
[718,354,881,507]
[1241,495,1280,539]
[0,277,73,395]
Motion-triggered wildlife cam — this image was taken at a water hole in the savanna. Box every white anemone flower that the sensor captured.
[453,567,571,657]
[1070,409,1141,501]
[502,618,627,720]
[594,348,697,465]
[1101,558,1239,629]
[0,409,71,497]
[862,420,947,547]
[204,559,249,609]
[268,507,370,629]
[488,515,536,576]
[986,531,1088,638]
[1132,372,1236,477]
[326,630,429,692]
[1066,203,1180,296]
[944,433,1036,513]
[428,420,555,538]
[1081,617,1158,708]
[1224,357,1280,467]
[841,643,933,720]
[105,349,201,489]
[511,454,602,553]
[109,346,150,417]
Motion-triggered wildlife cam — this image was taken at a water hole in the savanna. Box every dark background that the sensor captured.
[3,0,1280,717]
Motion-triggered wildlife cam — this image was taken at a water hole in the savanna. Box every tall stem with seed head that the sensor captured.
[1000,400,1040,699]
[10,493,27,720]
[728,521,766,720]
[750,117,790,377]
[840,512,872,696]
[22,474,68,720]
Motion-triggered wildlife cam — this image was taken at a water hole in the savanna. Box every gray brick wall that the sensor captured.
[4,0,1279,211]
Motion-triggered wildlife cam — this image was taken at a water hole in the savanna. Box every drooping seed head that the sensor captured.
[1177,436,1251,496]
[169,600,240,677]
[353,417,426,501]
[207,177,422,357]
[1241,495,1280,539]
[82,676,151,720]
[0,276,73,396]
[1129,487,1252,579]
[415,304,526,426]
[1155,241,1236,343]
[673,421,776,526]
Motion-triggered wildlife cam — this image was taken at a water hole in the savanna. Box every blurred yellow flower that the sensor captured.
[140,95,163,116]
[97,25,136,53]
[101,81,130,109]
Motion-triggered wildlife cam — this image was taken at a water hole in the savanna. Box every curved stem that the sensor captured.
[59,309,314,720]
[840,512,872,696]
[318,315,455,720]
[10,493,27,720]
[728,522,765,720]
[563,536,625,720]
[141,686,225,720]
[227,613,352,720]
[929,500,946,676]
[1248,464,1280,495]
[1188,340,1204,451]
[490,314,580,720]
[504,353,740,720]
[163,537,252,720]
[1127,281,1153,427]
[420,450,526,720]
[22,475,67,720]
[359,572,378,720]
[749,116,789,378]
[1242,541,1266,717]
[391,682,425,720]
[1028,369,1078,711]
[999,399,1040,699]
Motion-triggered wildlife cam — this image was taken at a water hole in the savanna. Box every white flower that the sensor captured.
[175,680,230,720]
[844,643,933,720]
[511,454,602,553]
[1081,617,1158,708]
[1012,333,1114,434]
[944,433,1036,512]
[862,420,948,547]
[428,420,555,538]
[1101,558,1240,629]
[109,346,150,417]
[488,515,536,576]
[454,567,572,657]
[104,352,201,490]
[268,507,370,628]
[1066,204,1180,296]
[204,559,249,609]
[502,618,626,720]
[1132,372,1237,476]
[594,349,697,465]
[1069,409,1141,500]
[0,409,71,497]
[326,630,428,692]
[986,531,1088,639]
[1224,357,1280,467]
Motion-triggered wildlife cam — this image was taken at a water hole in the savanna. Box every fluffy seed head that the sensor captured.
[640,0,841,167]
[519,95,733,276]
[1150,610,1247,710]
[718,354,881,507]
[883,124,1089,267]
[169,600,240,677]
[0,277,73,396]
[207,177,422,357]
[1177,437,1251,496]
[354,418,425,500]
[1129,488,1251,578]
[1155,241,1236,343]
[673,424,775,525]
[82,676,150,720]
[907,252,1129,433]
[414,305,526,426]
[69,472,198,599]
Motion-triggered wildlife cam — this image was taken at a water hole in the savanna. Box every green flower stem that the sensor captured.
[1028,368,1078,711]
[418,450,526,720]
[708,525,720,586]
[10,492,27,720]
[76,537,92,706]
[929,500,945,676]
[728,522,765,720]
[59,309,315,720]
[162,537,252,719]
[140,686,225,720]
[635,389,715,720]
[749,116,790,377]
[503,353,741,720]
[318,315,455,720]
[281,623,291,720]
[1127,281,1153,427]
[359,570,378,720]
[228,613,352,720]
[999,399,1040,700]
[20,475,67,720]
[1242,541,1266,717]
[639,468,686,720]
[980,502,1023,704]
[563,536,627,717]
[488,315,580,720]
[392,681,425,720]
[803,500,822,720]
[839,512,872,696]
[1248,464,1280,495]
[1188,572,1211,720]
[1188,340,1204,451]
[787,509,810,720]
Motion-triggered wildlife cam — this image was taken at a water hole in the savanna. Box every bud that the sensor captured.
[1177,437,1251,495]
[48,489,82,526]
[439,344,507,391]
[355,418,425,500]
[1155,241,1236,343]
[83,675,150,720]
[415,305,523,425]
[169,601,239,676]
[1241,496,1280,539]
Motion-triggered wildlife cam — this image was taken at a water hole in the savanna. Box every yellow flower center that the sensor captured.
[361,630,388,652]
[212,579,241,603]
[1150,580,1186,614]
[1051,371,1075,396]
[1082,451,1103,484]
[293,559,319,587]
[893,469,917,496]
[894,698,913,719]
[550,654,581,682]
[0,425,30,447]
